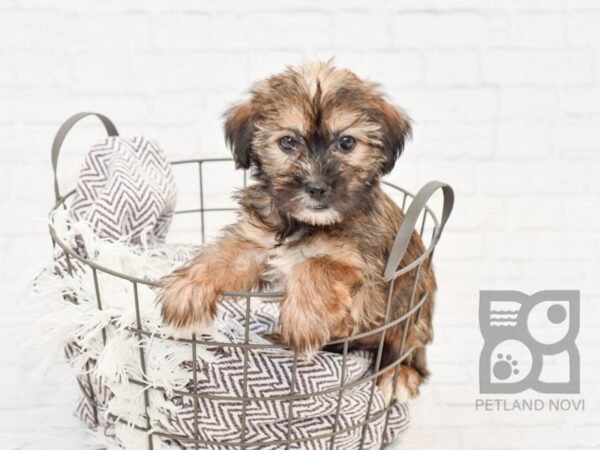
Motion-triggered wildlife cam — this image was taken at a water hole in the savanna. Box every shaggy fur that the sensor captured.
[160,61,437,403]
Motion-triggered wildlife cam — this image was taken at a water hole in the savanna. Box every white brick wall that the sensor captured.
[1,1,599,449]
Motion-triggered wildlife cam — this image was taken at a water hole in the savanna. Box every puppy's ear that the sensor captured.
[223,100,255,169]
[376,100,412,175]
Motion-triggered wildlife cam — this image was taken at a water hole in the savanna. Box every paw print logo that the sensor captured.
[479,290,579,394]
[494,353,519,380]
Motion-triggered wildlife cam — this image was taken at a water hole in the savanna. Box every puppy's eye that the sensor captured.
[338,135,356,152]
[278,135,298,152]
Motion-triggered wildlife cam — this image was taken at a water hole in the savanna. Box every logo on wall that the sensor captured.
[479,290,580,394]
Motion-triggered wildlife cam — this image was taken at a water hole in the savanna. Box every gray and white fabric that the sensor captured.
[157,299,409,449]
[70,135,177,245]
[66,295,410,450]
[53,222,411,448]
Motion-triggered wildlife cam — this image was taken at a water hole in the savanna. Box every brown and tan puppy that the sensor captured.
[160,61,436,403]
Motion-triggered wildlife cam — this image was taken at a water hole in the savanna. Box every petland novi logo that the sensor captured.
[479,290,579,394]
[476,290,583,412]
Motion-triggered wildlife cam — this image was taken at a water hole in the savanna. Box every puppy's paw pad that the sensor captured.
[379,376,395,404]
[395,367,421,403]
[395,382,412,404]
[378,366,422,404]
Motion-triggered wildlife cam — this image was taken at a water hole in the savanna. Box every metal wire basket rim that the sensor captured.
[49,158,441,291]
[124,291,428,349]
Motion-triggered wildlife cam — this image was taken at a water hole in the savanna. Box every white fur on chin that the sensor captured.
[295,207,341,226]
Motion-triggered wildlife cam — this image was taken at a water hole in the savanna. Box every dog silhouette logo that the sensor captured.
[479,290,580,394]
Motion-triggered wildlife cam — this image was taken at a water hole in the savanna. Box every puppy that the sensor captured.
[160,61,436,403]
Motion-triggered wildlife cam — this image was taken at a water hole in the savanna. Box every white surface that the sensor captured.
[1,0,599,449]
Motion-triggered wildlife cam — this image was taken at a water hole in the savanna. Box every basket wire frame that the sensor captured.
[50,154,449,449]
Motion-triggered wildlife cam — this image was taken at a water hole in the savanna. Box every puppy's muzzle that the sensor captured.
[304,180,331,202]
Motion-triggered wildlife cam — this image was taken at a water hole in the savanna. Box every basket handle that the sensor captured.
[383,181,454,282]
[51,112,119,201]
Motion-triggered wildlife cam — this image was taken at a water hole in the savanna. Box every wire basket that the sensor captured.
[47,113,453,449]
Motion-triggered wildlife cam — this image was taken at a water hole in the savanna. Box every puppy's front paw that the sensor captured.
[279,280,353,358]
[159,268,219,339]
[280,302,329,357]
[378,365,423,404]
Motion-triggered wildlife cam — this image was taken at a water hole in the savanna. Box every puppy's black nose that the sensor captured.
[305,180,331,200]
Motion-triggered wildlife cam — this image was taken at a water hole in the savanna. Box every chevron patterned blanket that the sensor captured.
[37,135,409,448]
[70,135,177,245]
[39,211,411,449]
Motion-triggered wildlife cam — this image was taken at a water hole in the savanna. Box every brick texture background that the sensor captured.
[1,1,599,449]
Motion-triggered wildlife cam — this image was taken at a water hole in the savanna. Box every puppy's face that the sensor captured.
[224,62,411,226]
